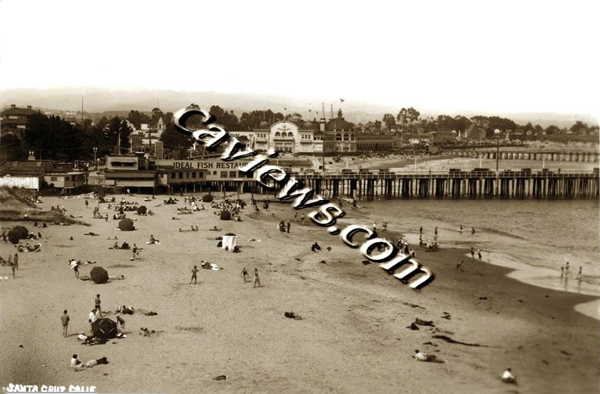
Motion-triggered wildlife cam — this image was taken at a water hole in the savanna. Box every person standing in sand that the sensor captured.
[11,263,16,279]
[470,247,475,259]
[241,267,249,283]
[286,220,291,233]
[61,310,70,337]
[14,253,18,270]
[95,294,102,317]
[564,261,570,277]
[477,249,482,260]
[191,265,199,284]
[253,268,261,288]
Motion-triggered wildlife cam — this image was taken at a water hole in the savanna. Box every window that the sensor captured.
[51,176,58,181]
[192,172,197,178]
[229,171,237,178]
[221,171,228,178]
[65,176,70,181]
[171,173,176,178]
[178,173,183,179]
[275,132,281,137]
[335,133,342,141]
[198,172,204,178]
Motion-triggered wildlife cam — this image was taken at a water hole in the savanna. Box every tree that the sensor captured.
[103,116,133,154]
[382,113,396,131]
[127,110,150,129]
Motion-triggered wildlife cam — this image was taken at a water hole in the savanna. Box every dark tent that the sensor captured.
[118,218,135,231]
[202,194,213,202]
[90,266,109,284]
[137,206,147,215]
[91,318,118,339]
[8,226,29,244]
[220,210,231,221]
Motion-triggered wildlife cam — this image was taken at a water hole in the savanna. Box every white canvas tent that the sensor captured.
[222,233,237,252]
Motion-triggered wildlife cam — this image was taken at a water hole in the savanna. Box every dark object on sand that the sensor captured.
[8,226,29,244]
[91,318,118,340]
[213,375,227,381]
[202,194,213,203]
[414,318,435,327]
[137,206,147,215]
[220,210,231,221]
[118,218,135,231]
[90,266,109,284]
[408,322,419,330]
[432,335,484,347]
[284,311,303,320]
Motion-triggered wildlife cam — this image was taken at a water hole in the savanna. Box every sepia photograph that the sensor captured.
[0,1,598,393]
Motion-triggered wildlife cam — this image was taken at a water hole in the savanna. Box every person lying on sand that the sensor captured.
[413,350,447,363]
[70,354,109,370]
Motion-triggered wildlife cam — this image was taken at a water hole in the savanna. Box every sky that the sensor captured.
[0,0,598,116]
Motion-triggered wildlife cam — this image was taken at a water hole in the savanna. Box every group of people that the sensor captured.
[560,261,583,283]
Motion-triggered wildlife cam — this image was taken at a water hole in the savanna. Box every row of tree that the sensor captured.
[1,104,596,163]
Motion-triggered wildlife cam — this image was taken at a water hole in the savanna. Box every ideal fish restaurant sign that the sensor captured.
[155,159,247,170]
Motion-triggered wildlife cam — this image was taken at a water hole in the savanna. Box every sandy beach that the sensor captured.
[1,192,599,394]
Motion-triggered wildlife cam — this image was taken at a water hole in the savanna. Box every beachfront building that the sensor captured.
[103,154,157,191]
[1,104,37,133]
[249,120,324,155]
[0,159,86,192]
[326,109,357,154]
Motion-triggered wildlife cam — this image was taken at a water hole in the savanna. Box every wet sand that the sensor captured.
[1,193,598,394]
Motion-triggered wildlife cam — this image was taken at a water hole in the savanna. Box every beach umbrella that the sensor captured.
[137,205,147,215]
[8,226,29,244]
[202,194,213,202]
[118,218,135,231]
[91,318,118,339]
[90,266,109,284]
[224,232,236,236]
[220,210,231,221]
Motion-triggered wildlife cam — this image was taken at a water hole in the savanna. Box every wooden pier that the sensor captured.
[452,150,599,163]
[242,169,599,199]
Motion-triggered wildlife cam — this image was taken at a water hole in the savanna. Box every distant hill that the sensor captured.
[1,87,596,128]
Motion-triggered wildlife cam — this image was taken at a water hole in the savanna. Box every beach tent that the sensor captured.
[91,318,118,340]
[90,266,109,284]
[220,210,231,220]
[222,233,237,251]
[137,205,147,215]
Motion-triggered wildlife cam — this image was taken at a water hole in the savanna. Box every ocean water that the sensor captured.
[363,198,600,298]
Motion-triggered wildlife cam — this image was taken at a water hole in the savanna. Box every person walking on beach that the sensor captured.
[253,268,261,288]
[456,260,464,271]
[241,267,249,283]
[419,226,423,235]
[191,265,199,284]
[85,200,89,209]
[564,261,570,277]
[94,294,102,316]
[471,227,476,234]
[61,310,70,337]
[576,267,582,282]
[13,253,18,270]
[477,249,482,261]
[286,219,291,233]
[560,266,564,278]
[459,224,463,234]
[11,263,16,279]
[470,247,475,259]
[434,227,438,236]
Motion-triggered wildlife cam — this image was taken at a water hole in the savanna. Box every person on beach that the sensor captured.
[11,263,16,279]
[73,261,80,279]
[434,227,438,236]
[286,219,291,233]
[413,350,446,363]
[456,260,464,271]
[459,224,463,234]
[501,367,517,384]
[471,227,476,234]
[300,213,305,224]
[241,267,249,283]
[61,310,70,337]
[564,261,570,277]
[89,309,97,324]
[253,268,261,288]
[576,267,582,282]
[191,265,199,284]
[85,200,89,209]
[419,226,423,235]
[13,253,18,270]
[560,266,564,278]
[470,247,475,259]
[94,294,102,316]
[477,249,482,260]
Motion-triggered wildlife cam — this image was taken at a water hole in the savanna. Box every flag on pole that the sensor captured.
[340,98,345,102]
